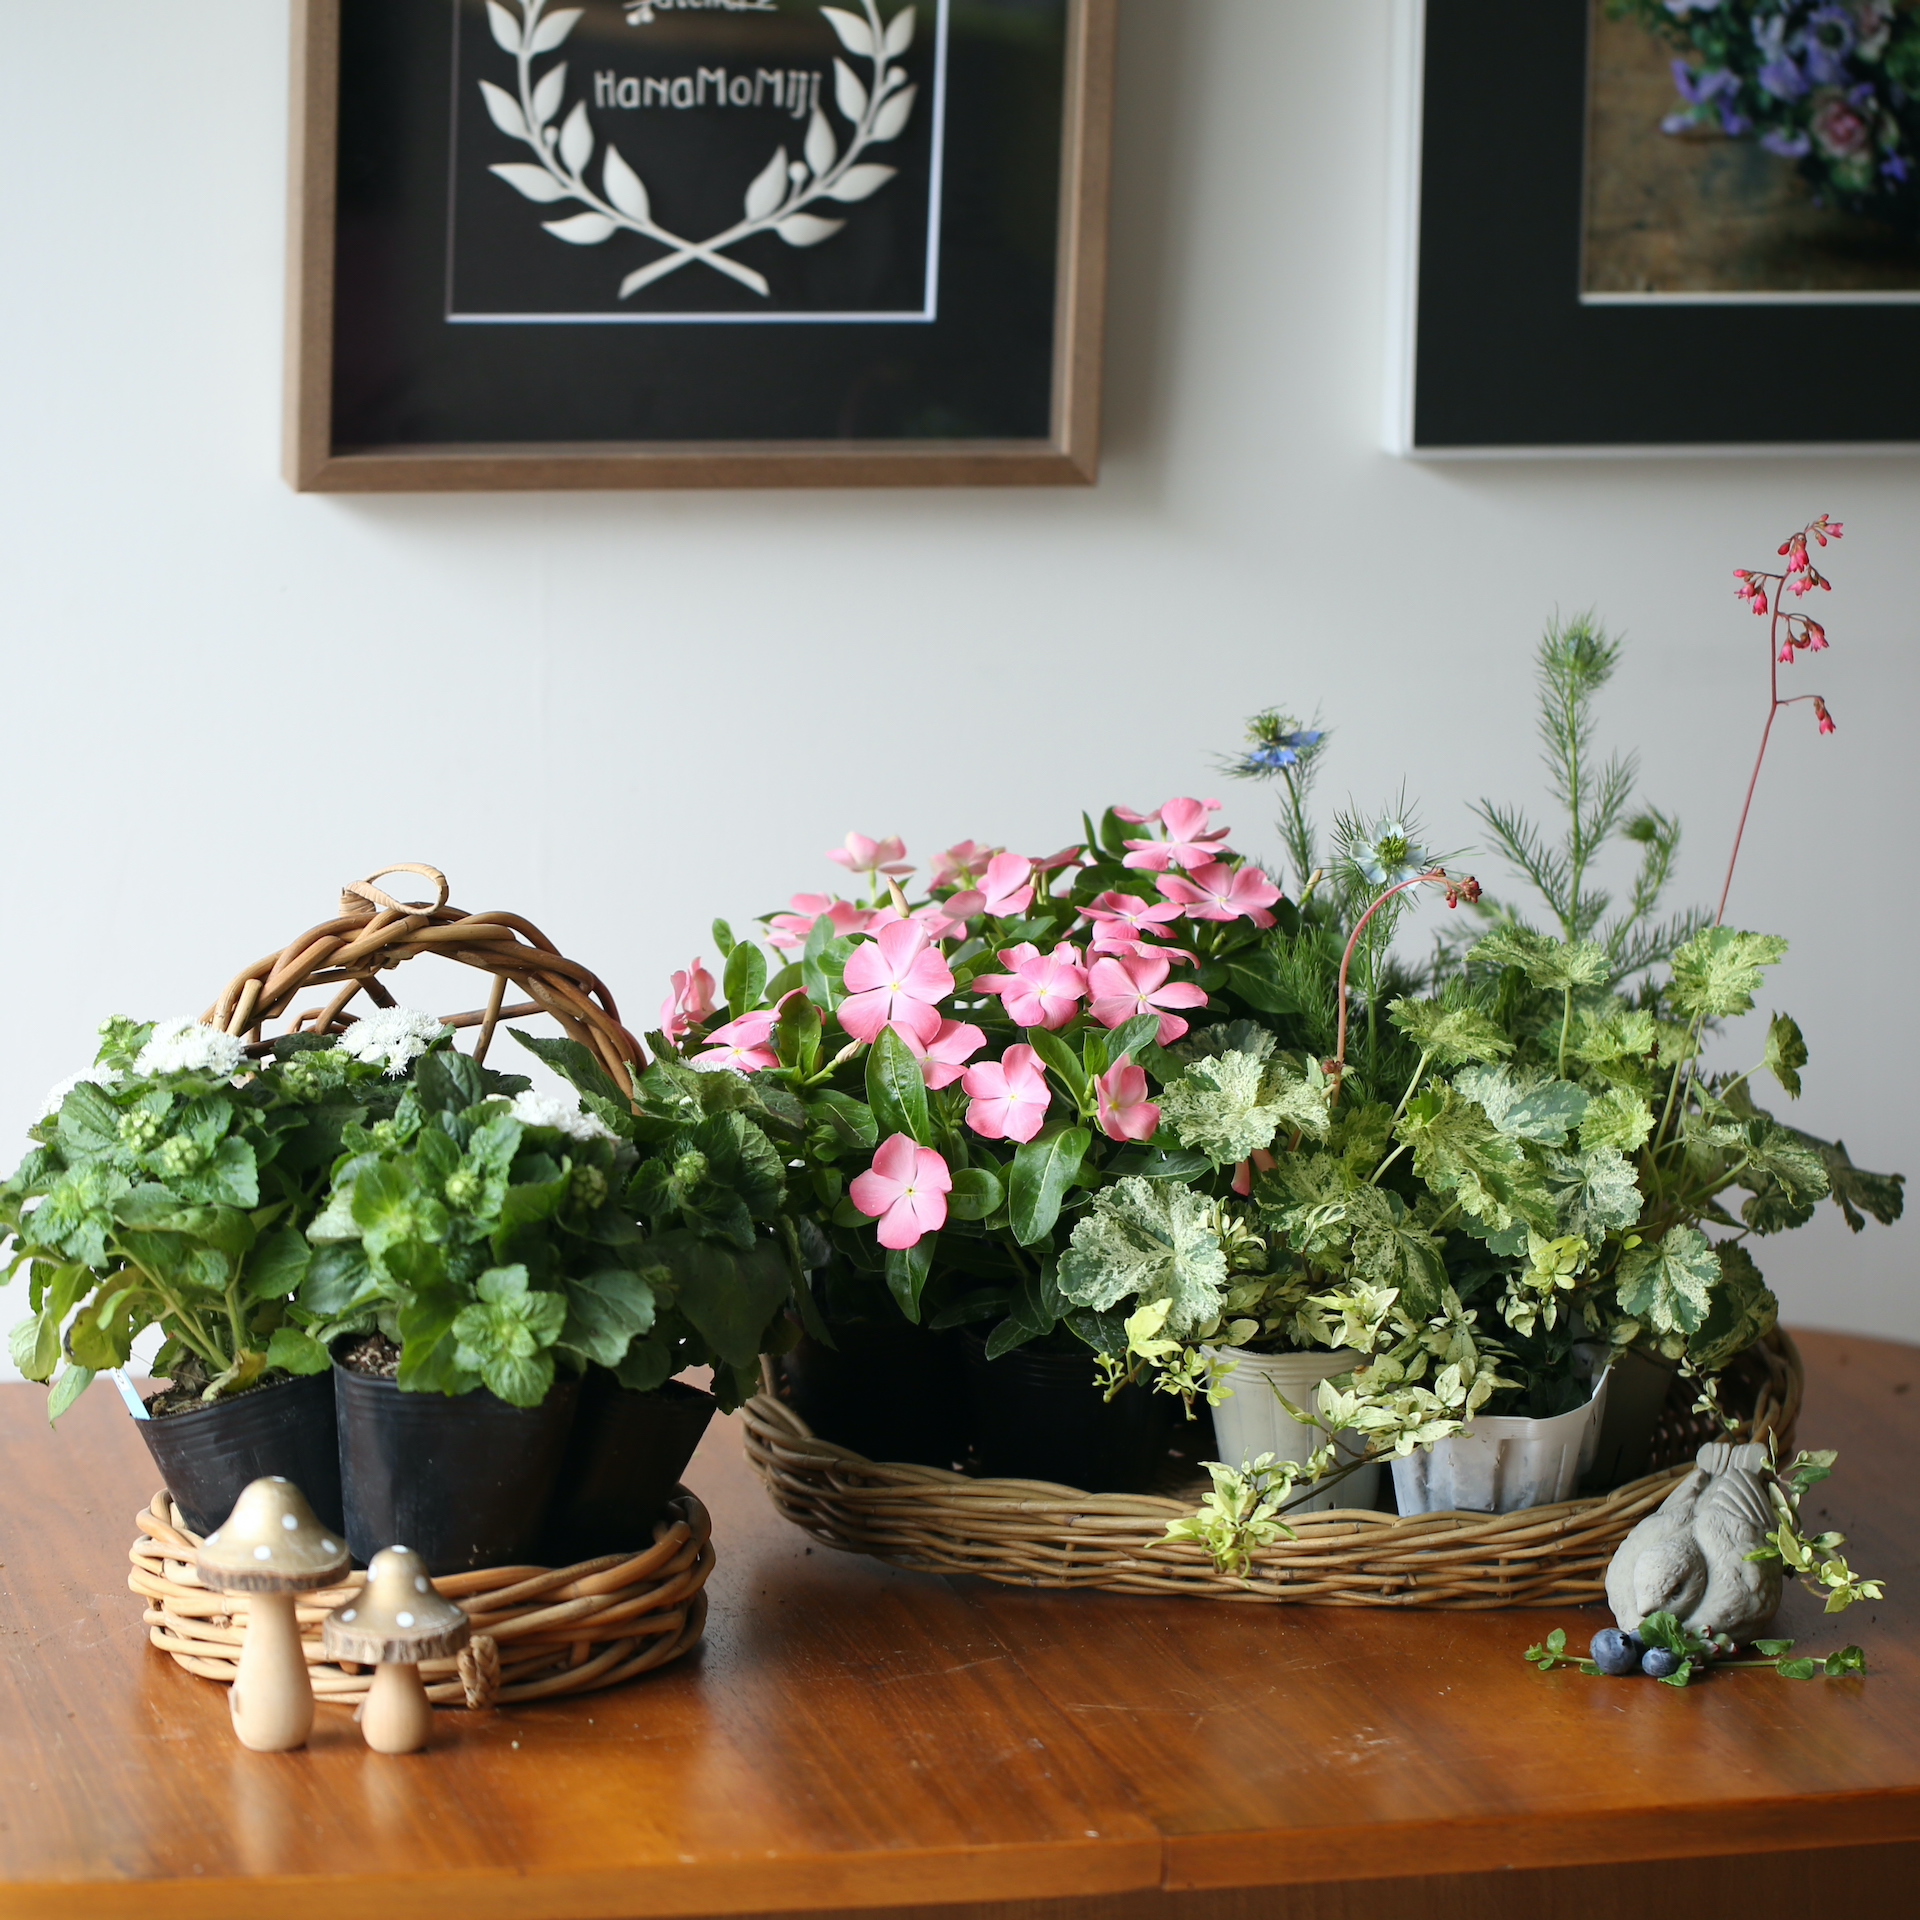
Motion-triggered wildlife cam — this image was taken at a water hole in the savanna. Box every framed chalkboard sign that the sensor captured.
[285,0,1115,489]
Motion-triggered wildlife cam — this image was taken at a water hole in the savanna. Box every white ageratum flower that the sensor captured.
[333,1006,446,1077]
[509,1088,614,1143]
[133,1019,248,1080]
[41,1067,122,1116]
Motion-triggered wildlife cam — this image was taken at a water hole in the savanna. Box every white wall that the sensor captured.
[3,0,1914,1377]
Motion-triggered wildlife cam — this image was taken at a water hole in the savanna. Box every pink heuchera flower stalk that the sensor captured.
[946,853,1034,921]
[1157,860,1282,928]
[1121,797,1232,872]
[1086,952,1210,1044]
[660,959,718,1042]
[838,920,955,1045]
[899,1018,988,1090]
[973,942,1088,1031]
[961,1044,1053,1143]
[828,833,913,878]
[691,1011,779,1074]
[1094,1061,1160,1142]
[849,1134,952,1249]
[929,841,1001,890]
[767,894,878,952]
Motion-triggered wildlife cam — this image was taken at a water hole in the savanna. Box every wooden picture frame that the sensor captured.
[1386,0,1920,456]
[284,0,1116,491]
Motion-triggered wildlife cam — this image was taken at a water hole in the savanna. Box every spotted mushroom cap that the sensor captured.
[323,1547,470,1664]
[195,1477,349,1594]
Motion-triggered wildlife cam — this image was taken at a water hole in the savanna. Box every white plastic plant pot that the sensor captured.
[1390,1362,1612,1516]
[1202,1347,1383,1514]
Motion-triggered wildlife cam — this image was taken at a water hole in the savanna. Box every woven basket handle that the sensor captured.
[342,864,451,917]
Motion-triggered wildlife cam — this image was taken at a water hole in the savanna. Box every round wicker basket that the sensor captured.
[203,861,647,1090]
[742,1328,1803,1607]
[130,1488,713,1707]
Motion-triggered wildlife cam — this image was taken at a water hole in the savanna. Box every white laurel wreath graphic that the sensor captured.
[479,0,919,299]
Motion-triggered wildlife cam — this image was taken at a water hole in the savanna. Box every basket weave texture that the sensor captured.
[204,861,646,1092]
[130,1489,713,1707]
[743,1328,1803,1607]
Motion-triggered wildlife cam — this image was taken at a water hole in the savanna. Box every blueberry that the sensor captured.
[1641,1646,1682,1679]
[1590,1628,1640,1676]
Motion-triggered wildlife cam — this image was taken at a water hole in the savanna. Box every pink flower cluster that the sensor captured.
[662,799,1289,1248]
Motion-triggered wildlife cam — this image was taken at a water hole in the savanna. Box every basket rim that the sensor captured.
[740,1326,1804,1603]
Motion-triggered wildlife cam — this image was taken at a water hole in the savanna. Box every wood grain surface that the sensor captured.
[1,1329,1914,1920]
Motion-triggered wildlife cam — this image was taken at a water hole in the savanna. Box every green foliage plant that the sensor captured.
[304,1032,801,1411]
[653,518,1896,1534]
[3,1012,463,1419]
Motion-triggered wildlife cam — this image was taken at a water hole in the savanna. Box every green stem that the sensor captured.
[1557,985,1574,1079]
[1391,1050,1434,1128]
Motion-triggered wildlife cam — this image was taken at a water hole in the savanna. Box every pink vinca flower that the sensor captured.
[1094,1062,1160,1143]
[901,1019,988,1090]
[947,853,1034,921]
[961,1044,1052,1143]
[974,941,1088,1031]
[929,840,1001,890]
[838,919,955,1046]
[850,1134,952,1250]
[1122,797,1232,872]
[691,1011,779,1075]
[660,958,718,1043]
[1086,952,1210,1045]
[767,894,878,952]
[1158,859,1282,928]
[828,832,913,878]
[1030,845,1085,876]
[1081,889,1187,956]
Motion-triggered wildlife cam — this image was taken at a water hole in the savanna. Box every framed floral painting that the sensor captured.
[1387,0,1920,453]
[285,0,1115,490]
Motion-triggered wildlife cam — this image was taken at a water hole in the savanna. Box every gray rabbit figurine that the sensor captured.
[1605,1441,1783,1643]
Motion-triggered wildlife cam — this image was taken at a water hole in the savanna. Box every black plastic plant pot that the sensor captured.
[960,1333,1175,1494]
[136,1371,343,1538]
[780,1318,970,1469]
[1581,1345,1682,1493]
[542,1372,718,1563]
[333,1363,581,1574]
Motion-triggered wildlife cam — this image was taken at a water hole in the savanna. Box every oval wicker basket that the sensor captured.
[742,1328,1803,1607]
[130,1488,713,1707]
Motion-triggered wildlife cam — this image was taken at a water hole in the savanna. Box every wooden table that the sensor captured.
[3,1330,1916,1920]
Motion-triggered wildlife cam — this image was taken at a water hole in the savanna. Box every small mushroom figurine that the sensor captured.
[324,1547,470,1753]
[196,1477,349,1752]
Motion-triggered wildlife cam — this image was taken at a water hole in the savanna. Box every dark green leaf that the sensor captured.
[614,1335,675,1393]
[1777,1657,1819,1681]
[508,1030,630,1108]
[244,1226,310,1305]
[809,1091,878,1150]
[1025,1028,1088,1103]
[886,1238,936,1322]
[651,1231,792,1368]
[300,1243,377,1316]
[985,1259,1068,1358]
[1009,1125,1092,1246]
[1751,1639,1795,1658]
[1824,1645,1867,1676]
[711,918,737,958]
[416,1050,487,1117]
[46,1364,95,1423]
[946,1166,1004,1221]
[777,994,823,1076]
[560,1268,658,1368]
[866,1027,931,1146]
[724,942,768,1019]
[265,1326,332,1375]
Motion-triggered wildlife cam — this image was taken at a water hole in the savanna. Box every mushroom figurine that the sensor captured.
[196,1477,349,1752]
[324,1548,470,1753]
